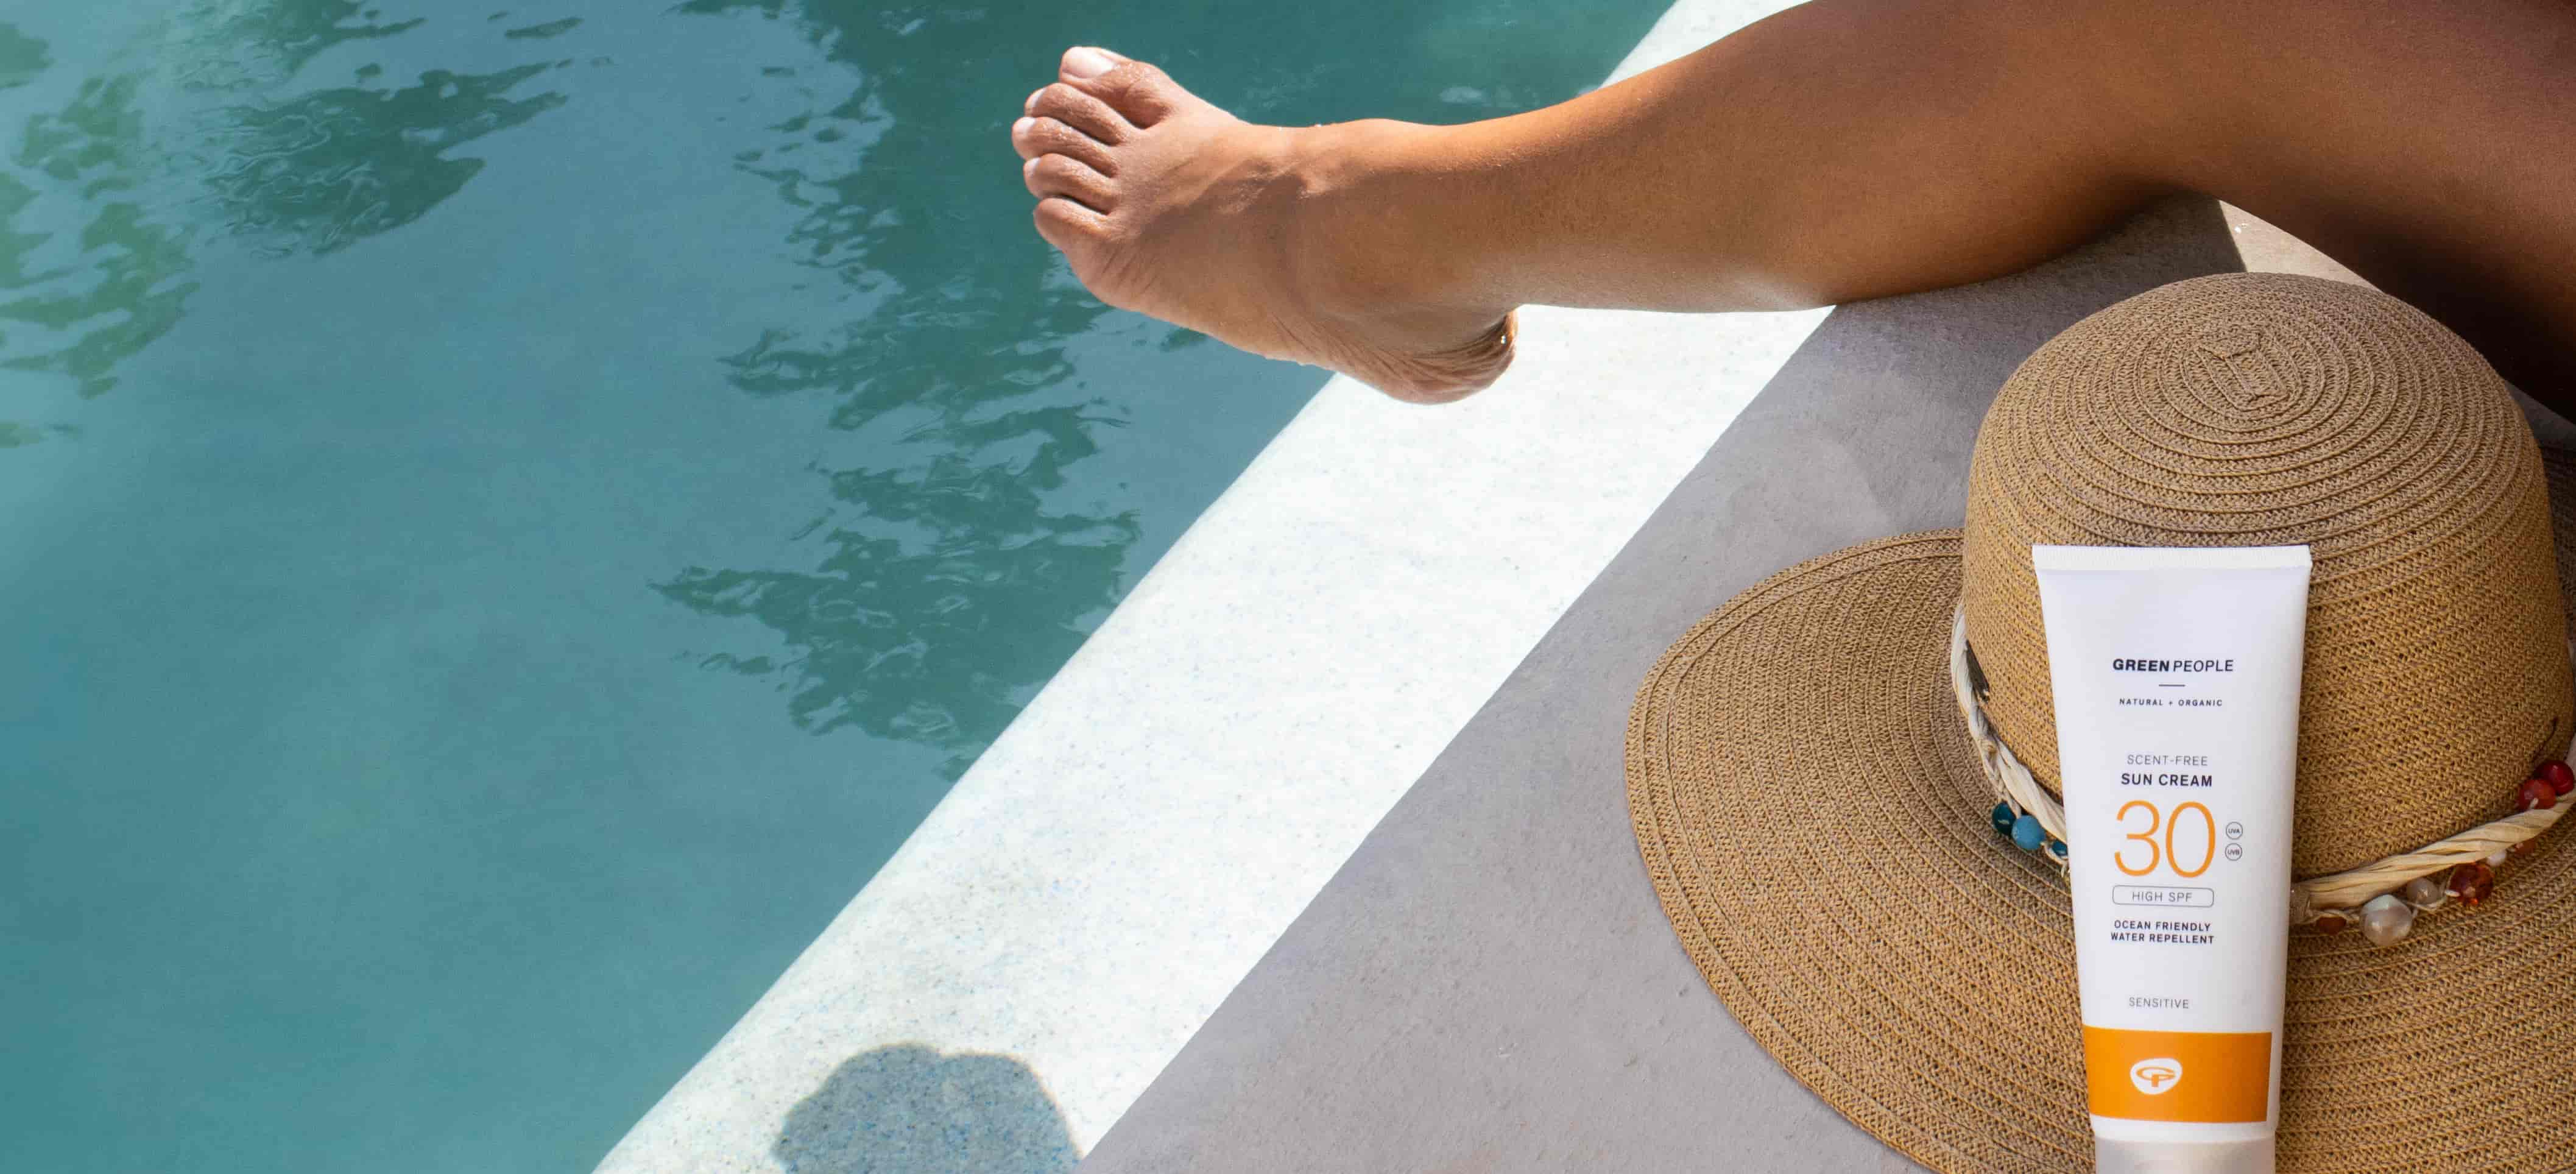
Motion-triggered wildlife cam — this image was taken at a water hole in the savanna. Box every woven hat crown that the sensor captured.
[1961,273,2573,877]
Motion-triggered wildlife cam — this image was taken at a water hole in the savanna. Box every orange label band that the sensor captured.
[2081,1026,2272,1123]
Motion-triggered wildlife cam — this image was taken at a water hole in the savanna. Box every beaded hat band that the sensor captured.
[1950,605,2571,946]
[1626,273,2576,1173]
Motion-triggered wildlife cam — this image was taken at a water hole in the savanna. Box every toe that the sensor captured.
[1028,83,1131,146]
[1011,116,1116,174]
[1031,196,1110,258]
[1023,154,1116,213]
[1058,45,1126,82]
[1056,49,1186,128]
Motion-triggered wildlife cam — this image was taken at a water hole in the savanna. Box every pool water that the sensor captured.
[1,1,1678,1169]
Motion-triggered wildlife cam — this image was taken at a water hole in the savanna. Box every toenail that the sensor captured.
[1025,87,1042,113]
[1023,157,1038,174]
[1062,46,1113,79]
[1012,116,1033,137]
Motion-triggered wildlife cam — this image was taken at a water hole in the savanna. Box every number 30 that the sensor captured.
[2113,800,2216,878]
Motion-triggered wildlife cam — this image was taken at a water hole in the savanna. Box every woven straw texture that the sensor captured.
[1629,274,2576,1172]
[1961,274,2571,877]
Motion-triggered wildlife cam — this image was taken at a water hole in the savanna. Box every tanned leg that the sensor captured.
[1010,0,2576,406]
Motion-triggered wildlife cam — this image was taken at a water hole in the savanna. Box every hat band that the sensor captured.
[1947,604,2569,943]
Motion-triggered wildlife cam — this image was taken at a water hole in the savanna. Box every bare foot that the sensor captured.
[1010,47,1516,403]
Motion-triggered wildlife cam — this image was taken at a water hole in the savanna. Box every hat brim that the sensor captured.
[1626,462,2576,1172]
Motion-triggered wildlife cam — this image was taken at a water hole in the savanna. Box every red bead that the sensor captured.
[2544,760,2575,797]
[2520,778,2557,812]
[2447,861,2496,906]
[2312,913,2348,934]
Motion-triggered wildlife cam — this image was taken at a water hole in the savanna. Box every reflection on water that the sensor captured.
[0,23,48,90]
[657,0,1152,776]
[3,71,199,400]
[194,62,567,256]
[501,16,585,41]
[655,0,1657,773]
[0,5,563,404]
[0,22,57,445]
[161,0,420,89]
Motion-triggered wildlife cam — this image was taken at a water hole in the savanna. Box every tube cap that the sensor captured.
[2095,1139,2274,1173]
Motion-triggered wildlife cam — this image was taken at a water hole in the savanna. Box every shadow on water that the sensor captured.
[0,5,563,406]
[1,66,199,402]
[655,0,1680,777]
[189,60,567,256]
[776,1044,1081,1174]
[0,22,49,90]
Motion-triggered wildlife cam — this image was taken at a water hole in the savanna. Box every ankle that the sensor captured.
[1279,118,1501,324]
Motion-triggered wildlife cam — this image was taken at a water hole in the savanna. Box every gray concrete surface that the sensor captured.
[1075,197,2253,1173]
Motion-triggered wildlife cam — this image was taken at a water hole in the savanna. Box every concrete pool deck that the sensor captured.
[1073,203,2576,1169]
[1069,196,2251,1172]
[597,2,2539,1165]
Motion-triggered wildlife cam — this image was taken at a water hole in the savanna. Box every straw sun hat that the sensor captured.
[1627,273,2576,1172]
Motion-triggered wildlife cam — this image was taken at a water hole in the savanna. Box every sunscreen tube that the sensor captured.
[2030,545,2312,1174]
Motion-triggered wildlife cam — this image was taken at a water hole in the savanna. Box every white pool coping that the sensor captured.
[595,4,1832,1167]
[593,17,2410,1172]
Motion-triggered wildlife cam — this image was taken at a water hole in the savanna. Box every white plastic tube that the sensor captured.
[2031,544,2312,1174]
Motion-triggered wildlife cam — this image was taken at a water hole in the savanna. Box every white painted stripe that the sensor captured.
[599,2,1819,1167]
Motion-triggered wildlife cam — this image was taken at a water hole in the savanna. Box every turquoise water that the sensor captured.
[0,1,1675,1169]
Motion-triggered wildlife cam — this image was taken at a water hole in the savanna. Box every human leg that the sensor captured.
[1013,1,2576,403]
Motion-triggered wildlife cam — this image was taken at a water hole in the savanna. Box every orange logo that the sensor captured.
[2129,1058,2183,1095]
[2084,1027,2270,1123]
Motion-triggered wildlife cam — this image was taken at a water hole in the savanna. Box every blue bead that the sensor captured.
[2048,838,2069,860]
[2011,814,2046,853]
[1991,801,2017,837]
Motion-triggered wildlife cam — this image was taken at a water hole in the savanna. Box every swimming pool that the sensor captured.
[2,1,1679,1169]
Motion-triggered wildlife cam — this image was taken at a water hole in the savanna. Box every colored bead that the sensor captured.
[2519,778,2557,812]
[2359,894,2414,946]
[2544,760,2574,797]
[2447,861,2496,906]
[2402,877,2446,907]
[2489,849,2511,869]
[2511,838,2535,857]
[1991,801,2017,837]
[2011,814,2046,853]
[2048,838,2069,860]
[2312,911,2348,935]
